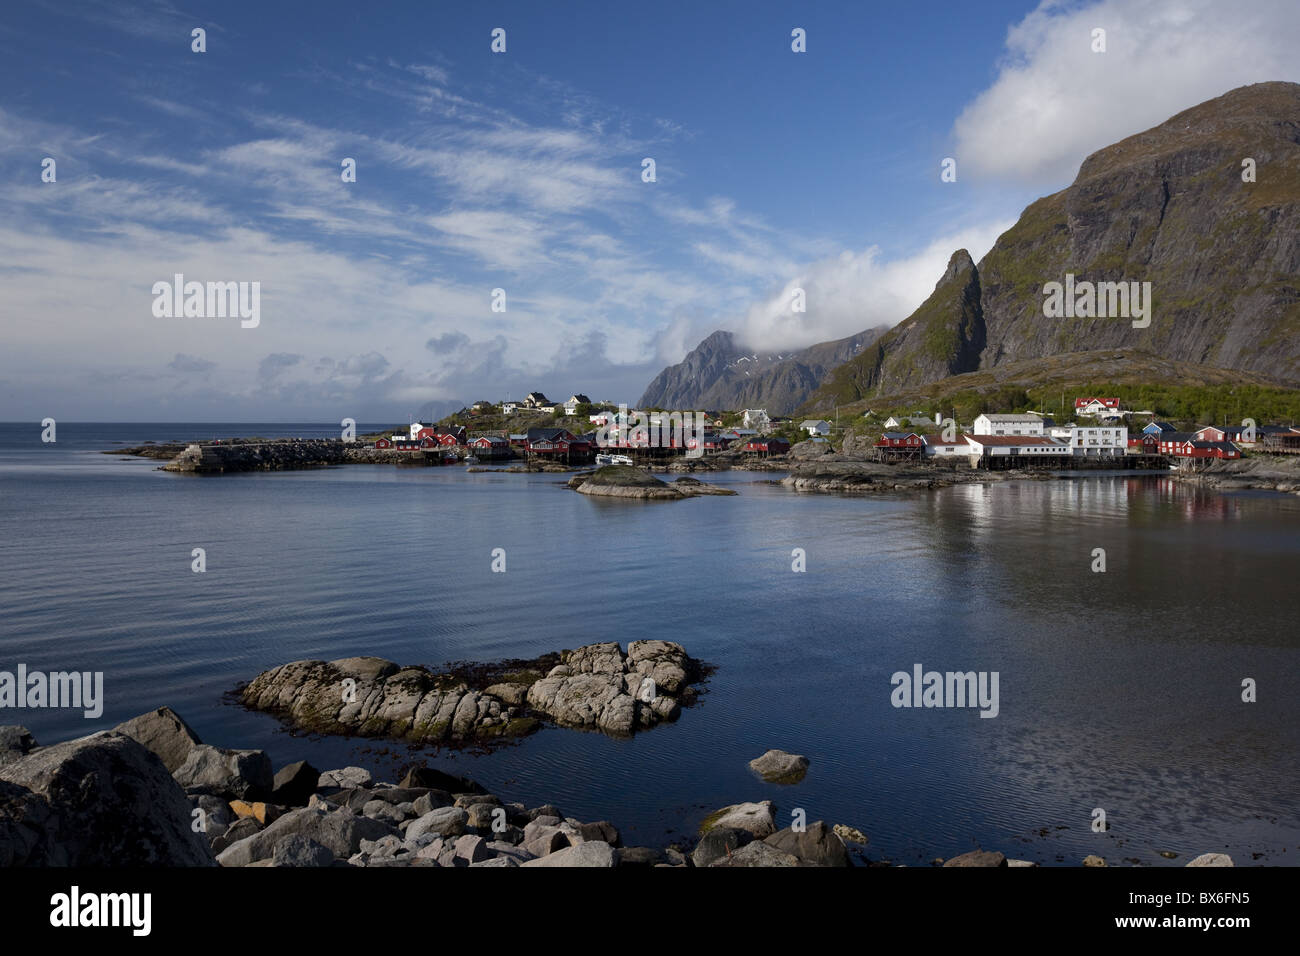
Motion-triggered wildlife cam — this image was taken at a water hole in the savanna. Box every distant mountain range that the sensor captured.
[637,326,889,414]
[639,82,1300,416]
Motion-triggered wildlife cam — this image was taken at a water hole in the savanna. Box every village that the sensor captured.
[370,391,1300,471]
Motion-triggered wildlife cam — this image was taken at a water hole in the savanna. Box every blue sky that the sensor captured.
[2,0,1297,421]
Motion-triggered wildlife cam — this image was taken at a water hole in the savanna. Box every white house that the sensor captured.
[1063,425,1128,456]
[800,419,831,436]
[973,413,1044,437]
[1074,397,1123,419]
[502,402,518,416]
[563,394,591,415]
[922,435,970,457]
[589,409,615,426]
[964,434,1067,458]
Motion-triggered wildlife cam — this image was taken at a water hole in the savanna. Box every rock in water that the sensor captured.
[748,749,810,784]
[943,850,1008,867]
[1185,853,1234,867]
[241,642,702,743]
[570,465,736,499]
[0,732,215,866]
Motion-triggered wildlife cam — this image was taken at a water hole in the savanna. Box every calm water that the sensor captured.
[2,422,1298,865]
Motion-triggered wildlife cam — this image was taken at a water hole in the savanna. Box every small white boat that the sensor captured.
[464,455,480,465]
[596,453,634,466]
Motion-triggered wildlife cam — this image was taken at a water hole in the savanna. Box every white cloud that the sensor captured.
[953,0,1300,184]
[731,221,1013,353]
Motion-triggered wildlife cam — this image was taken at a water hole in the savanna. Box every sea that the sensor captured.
[1,421,1297,865]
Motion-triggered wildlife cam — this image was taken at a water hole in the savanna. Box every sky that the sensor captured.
[1,0,1297,422]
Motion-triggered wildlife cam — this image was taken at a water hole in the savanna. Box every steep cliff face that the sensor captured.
[802,82,1300,413]
[814,250,984,405]
[637,325,888,414]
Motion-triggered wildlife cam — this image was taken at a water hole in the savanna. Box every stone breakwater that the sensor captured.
[158,439,439,473]
[0,712,1238,868]
[239,641,703,742]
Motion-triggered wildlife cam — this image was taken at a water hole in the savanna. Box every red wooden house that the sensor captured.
[876,431,924,448]
[744,437,790,455]
[1127,434,1159,453]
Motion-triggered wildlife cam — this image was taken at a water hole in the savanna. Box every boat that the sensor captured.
[596,453,634,466]
[464,455,480,465]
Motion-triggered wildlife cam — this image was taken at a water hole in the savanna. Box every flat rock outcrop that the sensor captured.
[239,642,704,743]
[569,465,736,499]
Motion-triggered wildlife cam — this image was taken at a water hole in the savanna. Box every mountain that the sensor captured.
[801,81,1300,413]
[637,325,889,414]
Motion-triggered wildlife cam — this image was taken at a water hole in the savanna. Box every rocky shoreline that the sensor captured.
[0,713,1238,868]
[239,642,705,743]
[1167,454,1300,495]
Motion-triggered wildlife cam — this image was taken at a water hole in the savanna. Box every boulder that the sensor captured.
[465,803,500,830]
[748,749,809,784]
[453,834,492,864]
[520,840,617,867]
[710,841,802,867]
[109,707,202,773]
[317,766,372,790]
[272,835,335,867]
[1082,855,1107,868]
[522,828,572,858]
[228,800,281,825]
[271,760,320,806]
[1185,853,1234,867]
[833,824,868,844]
[412,790,454,815]
[406,806,468,841]
[0,732,214,866]
[616,846,665,867]
[216,805,393,867]
[692,827,750,868]
[212,817,261,853]
[0,726,38,769]
[173,745,273,799]
[399,766,482,793]
[189,794,234,839]
[700,801,776,838]
[577,820,621,846]
[764,821,850,866]
[944,850,1008,867]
